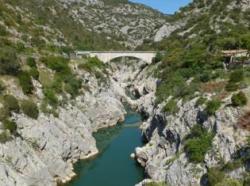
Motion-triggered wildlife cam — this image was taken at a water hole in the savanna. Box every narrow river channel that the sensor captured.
[66,108,144,186]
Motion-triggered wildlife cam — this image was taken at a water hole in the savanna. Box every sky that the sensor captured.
[130,0,192,14]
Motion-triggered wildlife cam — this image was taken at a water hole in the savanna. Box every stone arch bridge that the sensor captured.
[75,51,157,64]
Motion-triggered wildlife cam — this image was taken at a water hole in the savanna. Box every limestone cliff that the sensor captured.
[130,73,250,185]
[0,61,126,185]
[105,53,250,186]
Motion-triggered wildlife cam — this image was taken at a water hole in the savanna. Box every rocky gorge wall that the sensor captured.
[0,56,158,186]
[0,62,128,186]
[134,99,249,185]
[130,72,250,185]
[1,55,249,186]
[108,58,250,186]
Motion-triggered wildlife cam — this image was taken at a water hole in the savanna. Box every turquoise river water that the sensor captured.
[66,109,144,186]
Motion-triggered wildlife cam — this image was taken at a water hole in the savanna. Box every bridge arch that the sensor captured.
[75,51,156,64]
[108,56,144,63]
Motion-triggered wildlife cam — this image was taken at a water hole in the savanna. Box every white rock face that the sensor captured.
[122,66,250,186]
[55,0,170,48]
[134,93,250,186]
[227,0,250,11]
[154,24,178,42]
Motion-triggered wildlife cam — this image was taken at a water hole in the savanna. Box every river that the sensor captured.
[66,108,144,186]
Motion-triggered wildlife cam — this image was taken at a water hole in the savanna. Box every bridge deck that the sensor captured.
[74,51,157,64]
[76,51,156,54]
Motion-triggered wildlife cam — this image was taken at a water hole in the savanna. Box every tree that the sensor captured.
[0,49,20,76]
[18,71,34,94]
[3,95,20,113]
[153,52,163,63]
[21,100,39,119]
[231,91,247,107]
[206,99,221,116]
[184,125,214,163]
[207,168,225,186]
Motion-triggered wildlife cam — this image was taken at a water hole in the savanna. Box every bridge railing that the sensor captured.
[75,51,157,54]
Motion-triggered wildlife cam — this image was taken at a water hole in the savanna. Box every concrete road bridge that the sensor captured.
[75,51,157,64]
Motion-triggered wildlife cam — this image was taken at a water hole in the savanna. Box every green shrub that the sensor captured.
[152,52,163,63]
[163,99,179,114]
[59,46,73,55]
[231,91,247,107]
[178,82,199,100]
[226,82,239,92]
[199,71,211,82]
[156,73,186,102]
[16,42,25,52]
[39,68,54,88]
[94,71,106,83]
[0,107,10,121]
[78,57,105,72]
[0,81,5,94]
[3,94,20,113]
[145,182,167,186]
[229,70,244,83]
[18,71,34,94]
[64,76,82,97]
[3,119,17,134]
[207,168,225,186]
[225,69,244,92]
[21,100,39,119]
[40,101,59,117]
[185,125,214,163]
[244,176,250,186]
[29,68,39,80]
[214,178,242,186]
[26,57,36,68]
[43,88,58,107]
[247,136,250,146]
[31,37,45,48]
[41,56,70,74]
[0,25,8,36]
[206,99,221,116]
[0,49,20,76]
[50,76,63,93]
[195,97,207,107]
[222,160,243,172]
[0,131,11,143]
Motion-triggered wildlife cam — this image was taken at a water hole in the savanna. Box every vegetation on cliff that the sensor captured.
[152,0,250,118]
[184,125,214,163]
